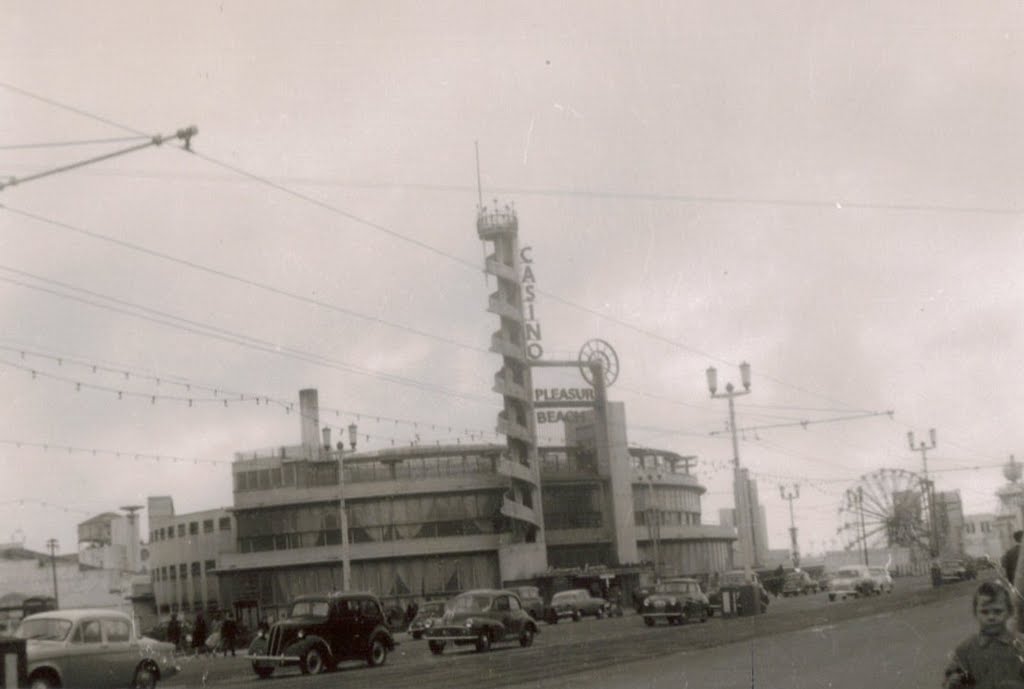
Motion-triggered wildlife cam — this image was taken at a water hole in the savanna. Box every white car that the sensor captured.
[16,608,179,689]
[868,566,894,593]
[827,565,877,601]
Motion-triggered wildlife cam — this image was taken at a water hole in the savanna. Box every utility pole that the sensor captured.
[46,539,59,608]
[780,484,800,568]
[908,429,939,557]
[330,422,358,591]
[858,487,869,566]
[706,362,760,569]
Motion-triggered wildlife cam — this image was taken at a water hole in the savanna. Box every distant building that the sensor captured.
[146,496,235,619]
[718,474,769,568]
[961,513,1003,563]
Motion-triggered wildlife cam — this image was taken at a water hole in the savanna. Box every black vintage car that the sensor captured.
[408,600,447,640]
[423,589,538,654]
[639,577,710,626]
[247,591,395,678]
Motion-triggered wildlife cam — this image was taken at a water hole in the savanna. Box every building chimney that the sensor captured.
[299,389,320,455]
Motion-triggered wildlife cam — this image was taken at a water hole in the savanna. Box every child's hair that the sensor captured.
[973,580,1013,613]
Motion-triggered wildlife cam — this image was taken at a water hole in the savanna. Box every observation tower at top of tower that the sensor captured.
[477,200,518,240]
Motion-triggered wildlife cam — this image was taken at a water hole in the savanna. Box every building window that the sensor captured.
[982,522,991,533]
[179,564,188,579]
[205,560,216,572]
[177,524,185,537]
[191,562,201,577]
[189,522,199,535]
[167,526,174,539]
[168,566,176,581]
[219,517,231,531]
[203,520,214,534]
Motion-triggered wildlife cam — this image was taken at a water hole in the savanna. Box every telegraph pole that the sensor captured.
[908,429,939,557]
[46,539,59,608]
[780,484,800,568]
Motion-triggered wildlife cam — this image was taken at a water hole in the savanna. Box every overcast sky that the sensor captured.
[2,1,1023,561]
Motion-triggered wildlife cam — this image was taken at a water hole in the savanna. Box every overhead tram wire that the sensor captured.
[0,135,152,150]
[0,205,489,356]
[0,82,902,415]
[0,267,493,404]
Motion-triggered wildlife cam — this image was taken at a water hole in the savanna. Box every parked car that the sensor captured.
[247,591,395,678]
[422,589,538,654]
[707,570,771,614]
[506,586,545,620]
[545,589,610,623]
[827,565,877,601]
[408,601,447,640]
[868,566,894,594]
[781,570,819,597]
[639,577,710,626]
[16,608,179,689]
[939,559,974,582]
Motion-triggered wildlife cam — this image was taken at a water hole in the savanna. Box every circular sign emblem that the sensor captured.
[578,339,619,387]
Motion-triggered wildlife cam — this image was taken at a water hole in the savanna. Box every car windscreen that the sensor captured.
[655,582,694,594]
[451,595,491,612]
[835,569,861,578]
[290,600,329,618]
[16,618,72,641]
[552,590,583,602]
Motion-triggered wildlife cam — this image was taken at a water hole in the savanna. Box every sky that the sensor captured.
[2,1,1023,561]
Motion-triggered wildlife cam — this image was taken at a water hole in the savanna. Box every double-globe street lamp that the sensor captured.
[706,362,761,568]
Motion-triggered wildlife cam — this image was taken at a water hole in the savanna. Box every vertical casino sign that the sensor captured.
[521,246,543,360]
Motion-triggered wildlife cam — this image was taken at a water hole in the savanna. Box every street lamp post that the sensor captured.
[706,362,760,568]
[46,538,59,608]
[908,429,939,558]
[328,423,358,591]
[780,484,800,568]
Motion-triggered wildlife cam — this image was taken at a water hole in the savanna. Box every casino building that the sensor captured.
[149,202,734,625]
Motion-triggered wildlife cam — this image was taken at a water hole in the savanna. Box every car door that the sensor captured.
[330,599,357,661]
[491,595,517,639]
[353,598,381,656]
[98,616,137,686]
[62,618,108,689]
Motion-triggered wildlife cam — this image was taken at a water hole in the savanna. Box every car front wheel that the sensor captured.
[428,641,446,655]
[252,664,274,679]
[644,617,655,627]
[367,637,388,667]
[519,627,535,647]
[475,631,491,653]
[132,662,158,689]
[300,647,327,675]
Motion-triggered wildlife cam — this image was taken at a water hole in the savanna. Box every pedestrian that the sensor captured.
[943,580,1024,688]
[192,612,208,656]
[1003,530,1023,585]
[221,612,238,657]
[166,613,182,653]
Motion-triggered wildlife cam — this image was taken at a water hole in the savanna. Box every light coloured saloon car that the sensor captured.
[16,608,179,689]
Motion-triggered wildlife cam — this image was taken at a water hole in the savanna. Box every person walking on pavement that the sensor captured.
[1003,530,1023,586]
[221,613,238,657]
[166,613,182,654]
[192,612,208,656]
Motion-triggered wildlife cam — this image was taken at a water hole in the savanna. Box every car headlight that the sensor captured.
[297,630,305,639]
[424,620,433,628]
[464,619,475,628]
[257,630,265,639]
[642,597,651,606]
[668,597,678,606]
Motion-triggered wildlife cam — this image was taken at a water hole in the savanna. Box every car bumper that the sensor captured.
[248,654,301,666]
[424,627,483,642]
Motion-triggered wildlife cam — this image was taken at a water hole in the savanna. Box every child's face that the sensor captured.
[976,595,1011,635]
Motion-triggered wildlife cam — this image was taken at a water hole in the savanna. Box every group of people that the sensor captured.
[165,610,240,657]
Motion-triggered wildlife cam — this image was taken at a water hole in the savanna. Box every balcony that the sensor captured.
[484,254,519,282]
[490,332,526,360]
[477,208,518,240]
[496,411,532,443]
[492,370,529,402]
[488,292,523,322]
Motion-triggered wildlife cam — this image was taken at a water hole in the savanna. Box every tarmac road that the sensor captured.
[161,574,981,689]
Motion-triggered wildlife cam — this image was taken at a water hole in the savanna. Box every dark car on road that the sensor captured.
[506,586,545,620]
[408,601,448,640]
[939,559,975,583]
[639,577,710,626]
[546,589,610,623]
[423,589,538,654]
[247,591,395,678]
[781,570,819,597]
[708,570,771,614]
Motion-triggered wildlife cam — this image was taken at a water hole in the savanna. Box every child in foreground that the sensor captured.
[943,580,1024,688]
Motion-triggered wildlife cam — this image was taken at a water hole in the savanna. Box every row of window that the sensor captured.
[233,454,501,492]
[157,601,218,615]
[153,560,217,581]
[150,517,231,543]
[634,510,701,527]
[964,521,992,534]
[236,517,503,553]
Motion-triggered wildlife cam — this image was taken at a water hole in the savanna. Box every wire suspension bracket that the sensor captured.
[1,125,197,191]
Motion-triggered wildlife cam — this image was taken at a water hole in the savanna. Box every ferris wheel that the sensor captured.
[836,468,934,553]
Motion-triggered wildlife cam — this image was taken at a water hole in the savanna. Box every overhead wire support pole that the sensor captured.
[780,484,800,568]
[0,126,197,191]
[907,428,939,557]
